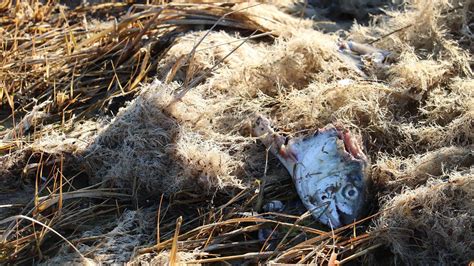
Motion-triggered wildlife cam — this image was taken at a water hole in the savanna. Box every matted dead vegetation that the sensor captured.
[0,0,472,264]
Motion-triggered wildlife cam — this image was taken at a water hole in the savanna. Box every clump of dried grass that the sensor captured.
[372,146,473,192]
[233,2,313,37]
[174,129,243,190]
[209,29,360,98]
[79,209,155,264]
[387,52,453,99]
[421,78,473,125]
[41,209,156,265]
[370,170,473,265]
[273,81,396,132]
[83,82,177,195]
[350,0,472,75]
[84,80,245,196]
[129,250,200,266]
[157,30,267,88]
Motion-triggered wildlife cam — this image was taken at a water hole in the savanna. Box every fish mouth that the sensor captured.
[311,200,342,229]
[330,207,343,228]
[323,202,356,228]
[335,205,356,226]
[323,203,343,229]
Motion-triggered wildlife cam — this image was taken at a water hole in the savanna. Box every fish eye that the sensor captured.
[342,185,358,199]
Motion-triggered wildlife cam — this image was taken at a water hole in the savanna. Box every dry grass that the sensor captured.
[0,0,472,264]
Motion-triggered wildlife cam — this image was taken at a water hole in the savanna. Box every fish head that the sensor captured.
[281,125,369,228]
[250,115,369,228]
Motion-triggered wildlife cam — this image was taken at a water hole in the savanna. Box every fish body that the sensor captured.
[253,116,369,228]
[337,40,391,76]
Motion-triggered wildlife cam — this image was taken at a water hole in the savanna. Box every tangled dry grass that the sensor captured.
[0,0,472,264]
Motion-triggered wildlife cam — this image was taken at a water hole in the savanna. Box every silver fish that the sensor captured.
[253,116,369,228]
[337,40,391,76]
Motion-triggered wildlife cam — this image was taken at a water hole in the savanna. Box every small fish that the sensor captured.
[337,40,391,76]
[252,116,369,228]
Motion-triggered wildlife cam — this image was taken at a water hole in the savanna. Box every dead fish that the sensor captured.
[338,40,387,56]
[337,40,391,75]
[252,116,369,228]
